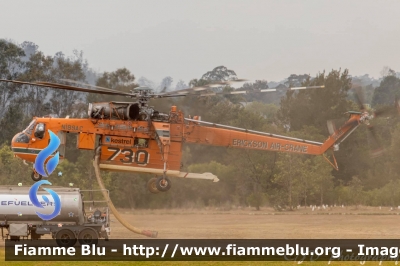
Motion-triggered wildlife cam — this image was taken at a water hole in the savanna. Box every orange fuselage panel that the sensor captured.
[11,112,362,174]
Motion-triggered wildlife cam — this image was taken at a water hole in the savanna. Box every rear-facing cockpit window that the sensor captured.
[134,138,149,148]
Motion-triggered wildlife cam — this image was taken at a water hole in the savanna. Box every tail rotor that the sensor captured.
[350,86,400,157]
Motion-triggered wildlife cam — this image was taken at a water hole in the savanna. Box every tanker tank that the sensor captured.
[0,186,110,247]
[0,186,85,225]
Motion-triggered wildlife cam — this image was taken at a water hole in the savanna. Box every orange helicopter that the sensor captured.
[0,78,388,193]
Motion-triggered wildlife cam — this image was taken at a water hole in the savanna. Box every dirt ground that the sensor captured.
[1,206,399,244]
[107,206,400,239]
[1,206,398,266]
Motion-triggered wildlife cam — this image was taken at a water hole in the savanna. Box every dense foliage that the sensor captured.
[1,39,400,211]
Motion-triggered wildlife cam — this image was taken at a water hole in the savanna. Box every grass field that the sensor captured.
[1,207,399,265]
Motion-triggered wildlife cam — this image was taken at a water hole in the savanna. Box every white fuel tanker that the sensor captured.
[0,186,110,247]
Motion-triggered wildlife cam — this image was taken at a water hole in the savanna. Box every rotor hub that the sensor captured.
[359,111,374,125]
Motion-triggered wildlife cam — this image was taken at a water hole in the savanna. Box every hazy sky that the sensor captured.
[1,0,400,84]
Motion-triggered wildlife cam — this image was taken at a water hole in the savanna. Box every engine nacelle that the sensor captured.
[88,102,140,120]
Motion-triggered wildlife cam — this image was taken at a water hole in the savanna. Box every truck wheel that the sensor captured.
[147,177,160,194]
[155,176,171,192]
[56,229,77,247]
[78,228,98,246]
[31,172,42,182]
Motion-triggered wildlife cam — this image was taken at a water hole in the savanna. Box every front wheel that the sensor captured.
[55,229,77,247]
[155,176,171,192]
[31,172,42,182]
[147,177,160,194]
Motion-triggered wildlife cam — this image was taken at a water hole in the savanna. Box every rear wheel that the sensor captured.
[55,229,77,247]
[147,177,160,194]
[31,172,42,182]
[155,176,171,192]
[78,228,99,246]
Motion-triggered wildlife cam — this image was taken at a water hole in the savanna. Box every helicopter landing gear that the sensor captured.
[155,176,171,192]
[31,171,43,182]
[147,177,160,194]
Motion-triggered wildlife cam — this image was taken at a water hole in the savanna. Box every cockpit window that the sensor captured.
[34,123,45,139]
[24,120,37,135]
[15,133,30,143]
[134,138,149,148]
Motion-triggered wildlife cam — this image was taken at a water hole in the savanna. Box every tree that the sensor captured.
[0,105,24,144]
[137,76,156,88]
[201,66,237,81]
[272,154,303,210]
[188,78,210,88]
[306,156,334,206]
[371,74,400,107]
[0,144,30,185]
[245,102,279,122]
[175,80,188,91]
[18,51,54,117]
[278,69,352,135]
[188,161,236,207]
[87,67,136,103]
[247,192,266,211]
[49,52,86,117]
[239,80,282,103]
[159,76,173,92]
[229,148,278,206]
[349,176,363,208]
[0,40,26,117]
[284,74,310,87]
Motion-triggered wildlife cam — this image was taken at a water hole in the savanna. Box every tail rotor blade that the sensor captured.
[372,95,400,118]
[367,125,385,158]
[327,120,337,135]
[374,106,396,117]
[395,95,400,114]
[353,86,366,111]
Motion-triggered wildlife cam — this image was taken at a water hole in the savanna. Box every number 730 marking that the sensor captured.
[106,147,150,165]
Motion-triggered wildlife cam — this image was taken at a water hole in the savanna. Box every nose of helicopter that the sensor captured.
[11,133,20,157]
[10,132,31,161]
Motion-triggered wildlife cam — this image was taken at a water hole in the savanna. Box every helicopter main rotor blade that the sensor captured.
[194,85,325,97]
[59,79,128,93]
[205,79,248,88]
[367,125,385,158]
[153,94,187,98]
[159,79,248,96]
[289,85,325,90]
[197,89,276,97]
[0,79,134,97]
[34,81,134,97]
